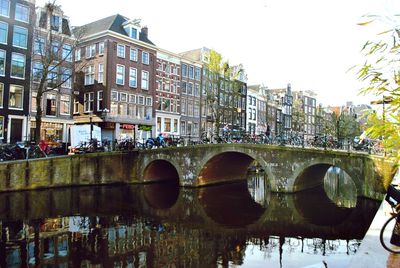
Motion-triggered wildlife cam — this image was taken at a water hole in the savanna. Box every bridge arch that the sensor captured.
[196,147,274,186]
[143,159,180,183]
[290,160,360,197]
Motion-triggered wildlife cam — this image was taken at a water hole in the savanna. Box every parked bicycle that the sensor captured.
[380,184,400,254]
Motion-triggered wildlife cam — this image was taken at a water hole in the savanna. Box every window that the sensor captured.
[98,42,104,55]
[0,21,7,44]
[32,61,43,81]
[75,48,81,61]
[51,41,59,59]
[97,91,103,111]
[141,71,149,90]
[98,63,103,83]
[181,99,186,115]
[84,65,94,85]
[15,4,29,23]
[194,84,200,96]
[117,44,125,58]
[142,51,149,64]
[73,97,79,114]
[181,64,187,77]
[62,68,71,88]
[33,37,45,55]
[45,94,57,116]
[129,94,135,103]
[187,83,193,95]
[11,53,25,79]
[120,92,127,102]
[130,48,137,61]
[85,44,95,58]
[0,49,4,76]
[129,67,137,88]
[62,44,72,61]
[146,97,152,106]
[12,26,27,48]
[129,27,137,39]
[116,64,125,85]
[9,85,23,109]
[0,82,3,107]
[47,65,58,88]
[60,95,70,115]
[195,67,201,80]
[181,81,187,94]
[84,92,94,112]
[0,0,9,17]
[138,95,144,105]
[111,91,118,101]
[188,66,194,79]
[51,15,60,31]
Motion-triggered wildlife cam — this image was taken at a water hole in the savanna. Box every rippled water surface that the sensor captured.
[0,170,380,267]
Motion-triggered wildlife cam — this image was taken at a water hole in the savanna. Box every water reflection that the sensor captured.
[0,173,379,268]
[324,166,358,208]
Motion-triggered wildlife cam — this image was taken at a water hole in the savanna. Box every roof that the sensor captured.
[75,14,155,45]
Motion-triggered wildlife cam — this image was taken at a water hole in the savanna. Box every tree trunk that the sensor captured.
[35,91,43,144]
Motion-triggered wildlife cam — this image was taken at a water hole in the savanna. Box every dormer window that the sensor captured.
[129,27,137,39]
[123,20,140,40]
[51,15,60,32]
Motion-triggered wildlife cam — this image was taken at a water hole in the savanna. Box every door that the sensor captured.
[10,118,23,143]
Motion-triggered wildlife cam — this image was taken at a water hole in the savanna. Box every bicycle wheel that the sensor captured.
[380,213,400,254]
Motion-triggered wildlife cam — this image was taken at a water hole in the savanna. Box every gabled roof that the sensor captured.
[75,14,155,45]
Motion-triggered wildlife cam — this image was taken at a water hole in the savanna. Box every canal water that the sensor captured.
[0,168,380,267]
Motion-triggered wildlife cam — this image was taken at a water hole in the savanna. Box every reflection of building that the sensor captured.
[29,4,75,144]
[74,14,157,141]
[0,0,35,143]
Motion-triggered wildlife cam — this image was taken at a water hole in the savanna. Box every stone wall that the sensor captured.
[0,151,139,192]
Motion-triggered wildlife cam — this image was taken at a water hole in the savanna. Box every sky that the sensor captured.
[36,0,400,106]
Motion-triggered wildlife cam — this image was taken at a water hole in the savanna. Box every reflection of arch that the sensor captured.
[143,182,180,209]
[293,187,353,226]
[143,160,180,183]
[198,182,265,228]
[196,150,272,186]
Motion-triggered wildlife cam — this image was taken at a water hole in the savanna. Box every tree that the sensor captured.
[31,1,84,143]
[203,49,243,138]
[357,14,400,161]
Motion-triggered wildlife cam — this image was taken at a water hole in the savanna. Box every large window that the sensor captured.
[84,65,94,85]
[85,44,95,58]
[130,48,137,61]
[129,67,137,87]
[47,65,58,88]
[117,44,125,58]
[188,66,194,79]
[84,92,94,112]
[181,64,188,77]
[12,26,27,48]
[51,15,60,31]
[15,4,29,23]
[195,67,201,80]
[0,49,5,76]
[9,85,23,109]
[141,70,149,90]
[60,95,70,115]
[0,21,7,44]
[51,41,59,59]
[0,116,3,139]
[0,0,9,17]
[11,53,25,79]
[98,63,103,83]
[98,42,104,55]
[33,37,45,55]
[32,61,43,81]
[116,64,125,85]
[62,44,72,61]
[46,94,57,116]
[97,91,103,111]
[142,51,149,64]
[62,68,71,88]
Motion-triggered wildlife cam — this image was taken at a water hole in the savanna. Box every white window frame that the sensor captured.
[129,67,137,88]
[15,4,29,23]
[130,48,137,61]
[73,96,79,114]
[142,51,149,65]
[75,48,81,61]
[111,91,118,101]
[84,65,94,85]
[97,90,103,111]
[62,44,72,62]
[98,63,104,83]
[84,92,94,112]
[117,44,125,58]
[0,82,3,108]
[85,44,96,59]
[98,42,105,55]
[12,25,28,49]
[10,52,25,79]
[141,70,149,90]
[8,84,23,110]
[116,64,125,85]
[0,49,5,76]
[0,21,7,44]
[0,0,10,18]
[60,95,71,115]
[120,92,127,102]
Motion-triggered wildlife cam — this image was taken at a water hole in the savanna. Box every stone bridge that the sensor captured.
[138,144,395,199]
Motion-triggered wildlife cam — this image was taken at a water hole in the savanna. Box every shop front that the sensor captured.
[30,119,73,145]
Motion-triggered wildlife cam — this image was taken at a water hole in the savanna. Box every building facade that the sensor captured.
[29,4,75,144]
[155,49,181,137]
[0,0,35,143]
[74,15,157,142]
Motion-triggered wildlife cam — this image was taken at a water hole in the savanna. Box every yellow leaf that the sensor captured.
[357,20,375,26]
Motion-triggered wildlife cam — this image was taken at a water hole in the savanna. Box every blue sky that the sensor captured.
[37,0,399,106]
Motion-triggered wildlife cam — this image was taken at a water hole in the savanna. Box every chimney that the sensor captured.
[141,26,148,38]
